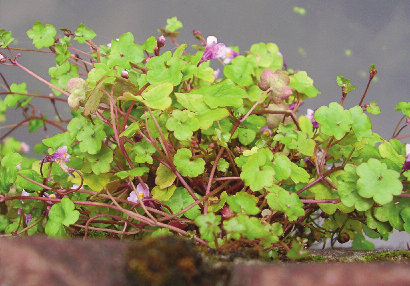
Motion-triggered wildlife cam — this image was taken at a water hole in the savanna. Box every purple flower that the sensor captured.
[20,142,29,153]
[41,146,70,164]
[306,109,319,129]
[403,144,410,171]
[260,125,272,137]
[288,101,304,111]
[222,47,240,64]
[25,214,33,226]
[213,68,220,81]
[18,191,33,225]
[127,183,150,204]
[199,36,227,65]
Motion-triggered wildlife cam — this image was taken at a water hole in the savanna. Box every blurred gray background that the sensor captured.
[1,0,410,248]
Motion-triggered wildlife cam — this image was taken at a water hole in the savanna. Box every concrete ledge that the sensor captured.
[1,236,410,286]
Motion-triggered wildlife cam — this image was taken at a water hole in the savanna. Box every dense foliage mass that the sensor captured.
[1,17,410,258]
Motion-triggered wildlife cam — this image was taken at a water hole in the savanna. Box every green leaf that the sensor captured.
[107,32,144,69]
[165,187,200,219]
[74,23,96,43]
[174,148,205,178]
[119,122,140,138]
[155,164,176,189]
[273,153,291,181]
[175,93,229,130]
[16,170,43,192]
[208,191,228,213]
[183,65,215,82]
[132,138,156,164]
[400,207,410,234]
[115,167,150,179]
[374,197,410,231]
[224,56,254,87]
[166,110,200,141]
[0,215,9,232]
[26,21,57,49]
[352,233,375,250]
[85,146,113,175]
[289,71,320,98]
[378,140,404,167]
[216,158,229,172]
[55,43,71,65]
[336,164,373,211]
[240,148,275,192]
[395,102,410,117]
[194,213,221,243]
[78,173,112,192]
[356,158,402,205]
[0,152,23,192]
[349,105,372,141]
[250,42,283,71]
[43,132,73,150]
[4,83,28,108]
[366,100,381,115]
[298,115,314,138]
[266,185,305,221]
[76,122,106,154]
[226,192,260,215]
[145,49,185,86]
[121,82,173,110]
[287,239,310,259]
[142,36,157,53]
[237,128,256,146]
[165,17,183,32]
[49,62,80,96]
[336,76,356,94]
[366,209,393,236]
[0,29,14,48]
[28,117,45,133]
[223,215,247,240]
[290,162,310,184]
[308,182,353,215]
[45,197,80,237]
[314,102,353,140]
[82,67,116,115]
[198,79,247,109]
[152,185,177,201]
[296,131,315,156]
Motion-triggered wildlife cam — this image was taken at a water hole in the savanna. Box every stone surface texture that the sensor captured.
[1,236,410,286]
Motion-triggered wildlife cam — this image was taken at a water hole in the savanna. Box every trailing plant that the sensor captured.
[1,17,410,259]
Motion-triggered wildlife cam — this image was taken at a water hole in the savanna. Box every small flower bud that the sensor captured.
[337,232,350,244]
[157,35,166,48]
[320,212,329,219]
[221,206,235,220]
[193,30,203,41]
[121,70,129,79]
[369,64,377,79]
